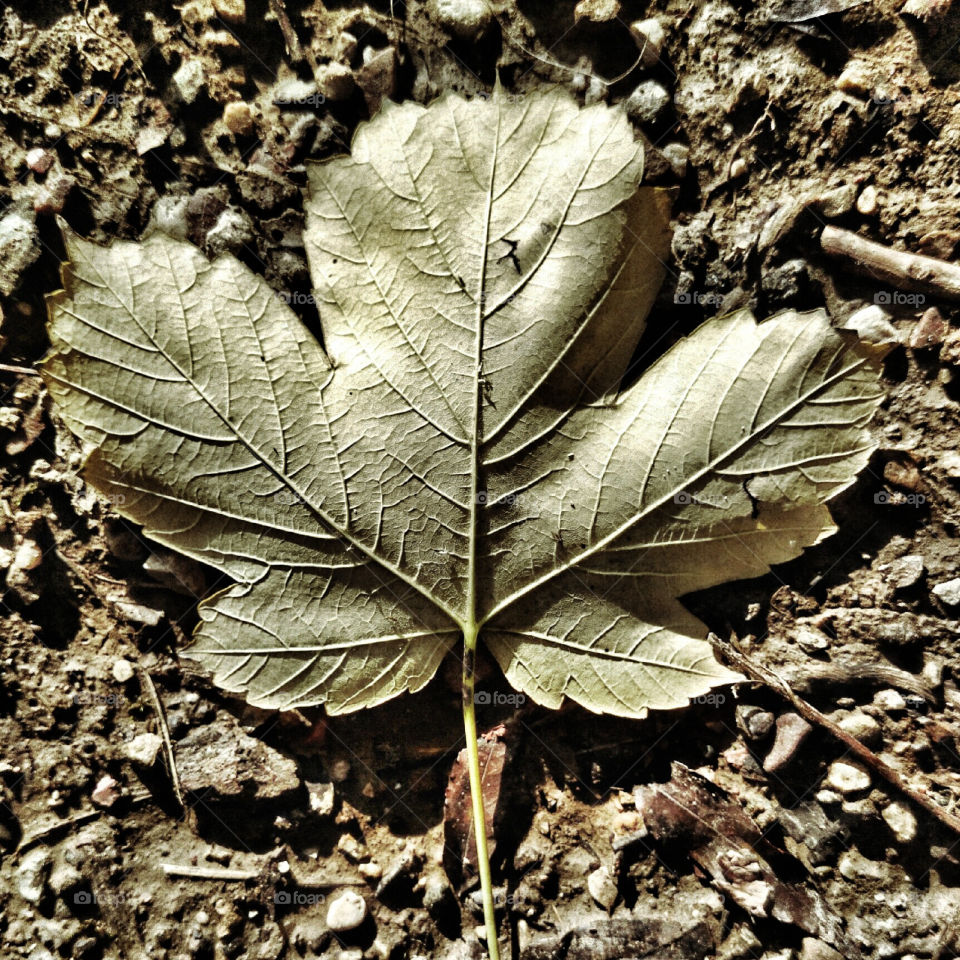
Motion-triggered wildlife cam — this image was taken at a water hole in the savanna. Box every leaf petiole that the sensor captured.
[462,623,500,960]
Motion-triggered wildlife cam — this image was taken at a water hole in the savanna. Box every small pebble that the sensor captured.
[886,554,925,591]
[874,688,906,712]
[908,307,947,349]
[337,833,369,863]
[206,207,254,256]
[795,625,828,652]
[358,861,382,881]
[223,101,255,136]
[800,937,845,960]
[17,848,51,903]
[112,658,135,683]
[932,577,960,608]
[763,712,812,772]
[629,17,665,68]
[574,0,621,22]
[817,183,857,218]
[44,122,62,139]
[736,704,775,741]
[837,711,881,748]
[326,890,367,932]
[91,774,121,808]
[881,800,917,843]
[824,759,871,795]
[842,304,897,347]
[836,61,870,97]
[661,143,689,179]
[213,0,246,24]
[816,789,842,805]
[126,732,163,767]
[308,782,335,817]
[317,62,355,102]
[430,0,492,38]
[856,184,878,215]
[173,59,206,104]
[273,78,321,108]
[729,157,748,179]
[838,849,886,881]
[623,80,671,125]
[586,865,618,912]
[26,147,53,174]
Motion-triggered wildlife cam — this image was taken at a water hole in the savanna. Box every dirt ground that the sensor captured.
[2,0,960,958]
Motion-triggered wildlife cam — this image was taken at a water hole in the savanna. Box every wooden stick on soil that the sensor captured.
[0,363,41,377]
[709,633,960,838]
[821,225,960,302]
[138,666,185,812]
[160,863,259,881]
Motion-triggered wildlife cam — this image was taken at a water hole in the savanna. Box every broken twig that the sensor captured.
[0,363,41,377]
[138,667,185,812]
[161,862,259,881]
[821,225,960,302]
[710,633,960,837]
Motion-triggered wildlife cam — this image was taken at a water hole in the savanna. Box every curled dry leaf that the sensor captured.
[42,87,886,720]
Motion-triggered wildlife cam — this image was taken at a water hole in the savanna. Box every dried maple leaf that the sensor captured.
[42,87,887,958]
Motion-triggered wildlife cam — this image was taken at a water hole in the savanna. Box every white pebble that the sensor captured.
[824,760,871,795]
[125,732,163,767]
[881,801,917,843]
[326,890,367,932]
[856,184,878,215]
[932,578,960,608]
[112,658,135,683]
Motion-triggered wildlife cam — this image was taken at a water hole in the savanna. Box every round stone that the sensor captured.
[326,890,367,932]
[824,760,871,795]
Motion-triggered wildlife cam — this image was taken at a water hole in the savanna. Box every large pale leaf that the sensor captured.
[42,87,886,718]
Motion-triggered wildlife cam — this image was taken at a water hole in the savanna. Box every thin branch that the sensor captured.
[0,364,41,377]
[821,225,960,302]
[161,862,259,881]
[138,666,185,812]
[710,633,960,837]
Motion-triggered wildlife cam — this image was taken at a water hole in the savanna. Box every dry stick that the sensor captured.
[709,633,960,837]
[161,863,259,881]
[138,666,185,812]
[0,363,41,377]
[821,225,960,302]
[267,0,303,61]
